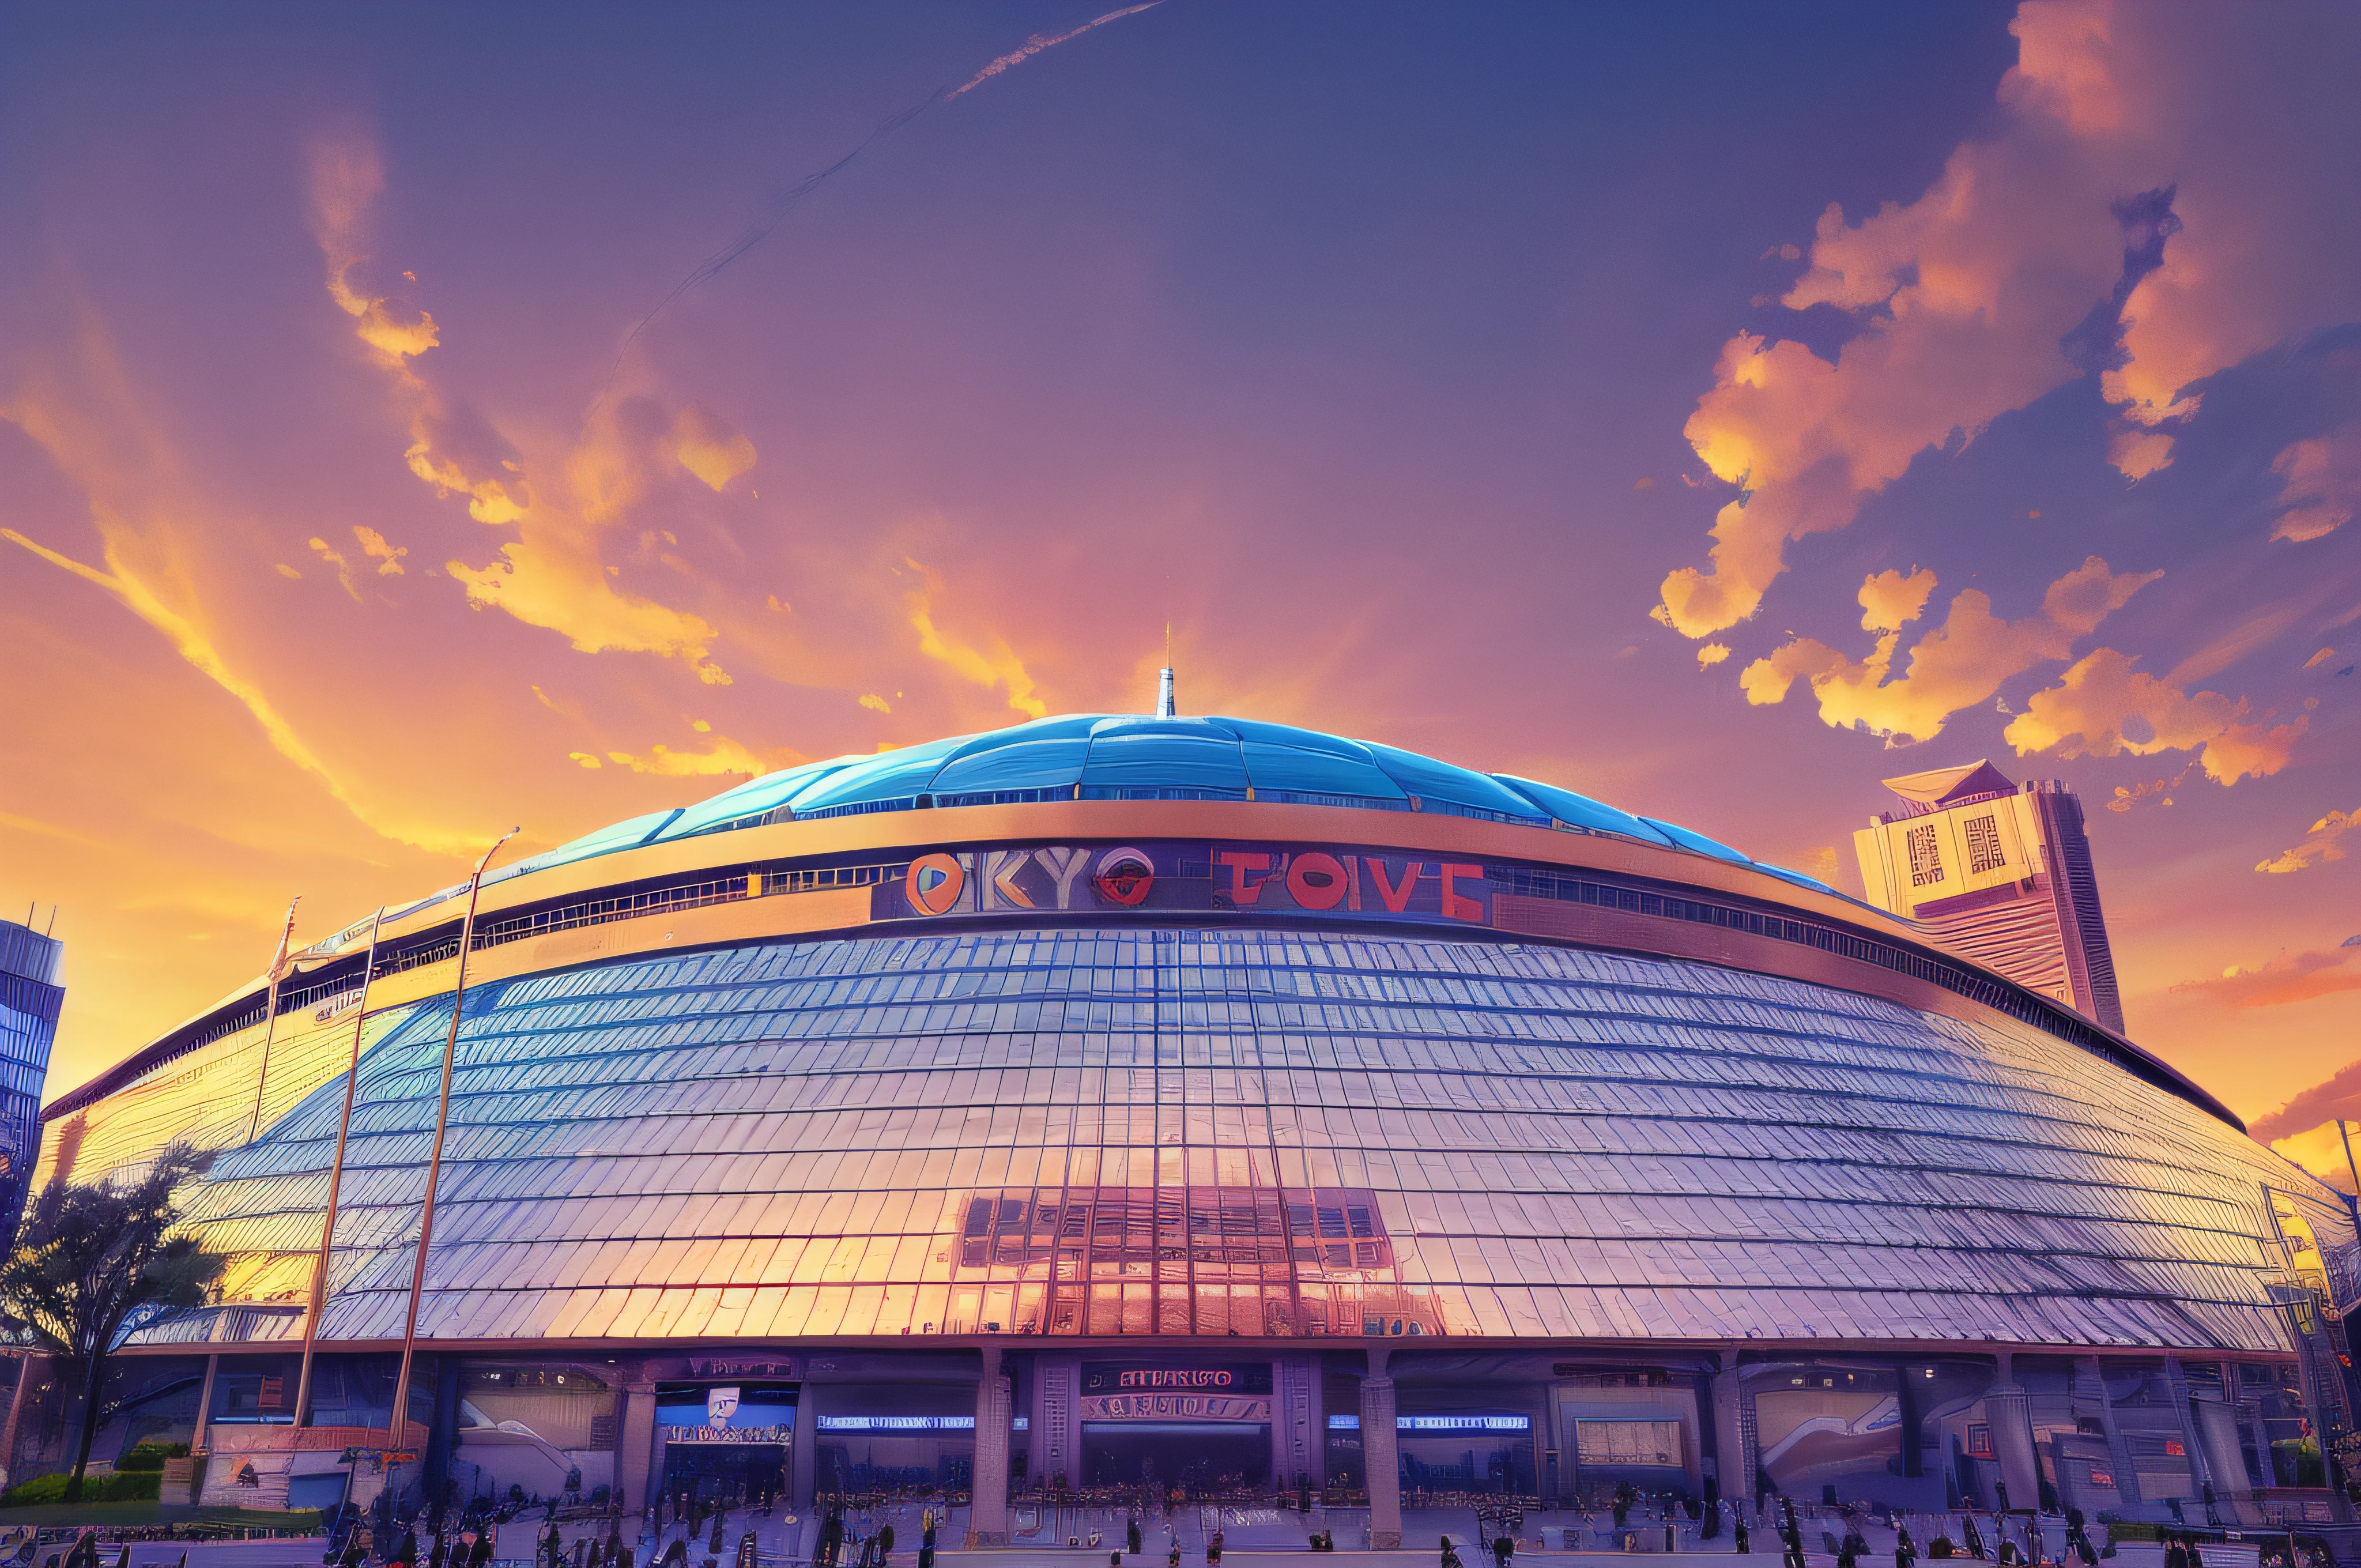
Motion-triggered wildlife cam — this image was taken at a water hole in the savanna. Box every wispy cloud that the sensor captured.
[603,728,788,777]
[2253,1030,2361,1141]
[2257,805,2359,874]
[904,558,1049,719]
[2271,426,2360,542]
[2178,941,2361,1018]
[2,527,478,855]
[309,129,735,685]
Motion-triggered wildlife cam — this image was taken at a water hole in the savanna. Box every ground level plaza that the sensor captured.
[3,1343,2348,1539]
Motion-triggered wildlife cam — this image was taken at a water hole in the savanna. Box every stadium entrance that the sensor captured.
[654,1383,795,1508]
[1077,1363,1274,1494]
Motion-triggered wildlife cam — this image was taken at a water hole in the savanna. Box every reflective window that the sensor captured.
[114,929,2343,1353]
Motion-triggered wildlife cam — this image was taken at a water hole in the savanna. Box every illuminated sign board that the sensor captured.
[1083,1364,1272,1395]
[656,1382,797,1446]
[878,843,1498,929]
[1077,1363,1273,1424]
[1327,1415,1532,1432]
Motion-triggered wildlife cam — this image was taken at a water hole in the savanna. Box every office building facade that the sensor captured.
[1853,762,2126,1033]
[0,916,61,1260]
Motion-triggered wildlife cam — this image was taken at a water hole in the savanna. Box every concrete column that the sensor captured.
[1361,1350,1401,1550]
[191,1354,221,1454]
[1274,1355,1317,1495]
[968,1347,1012,1547]
[1984,1385,2040,1514]
[2192,1397,2250,1508]
[1541,1381,1567,1507]
[2076,1358,2142,1509]
[791,1382,819,1507]
[1036,1359,1076,1492]
[1711,1360,1749,1500]
[617,1378,658,1514]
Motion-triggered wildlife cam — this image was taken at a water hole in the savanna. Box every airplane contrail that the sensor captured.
[949,2,1164,97]
[593,2,1166,411]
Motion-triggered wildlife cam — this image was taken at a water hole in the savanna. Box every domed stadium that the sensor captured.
[10,708,2354,1550]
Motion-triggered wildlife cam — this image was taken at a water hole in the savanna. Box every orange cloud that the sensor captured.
[2257,805,2359,875]
[1,527,477,856]
[307,534,363,601]
[308,137,441,363]
[667,404,758,491]
[904,559,1049,719]
[1740,556,2156,744]
[2252,1032,2361,1141]
[602,733,782,777]
[1660,0,2361,637]
[1857,567,1937,633]
[308,129,733,686]
[2269,428,2360,543]
[352,525,408,575]
[2004,646,2305,783]
[2173,942,2361,1013]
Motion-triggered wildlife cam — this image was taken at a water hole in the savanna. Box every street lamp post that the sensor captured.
[386,830,519,1468]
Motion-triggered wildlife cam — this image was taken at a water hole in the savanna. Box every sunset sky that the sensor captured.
[3,3,2358,1171]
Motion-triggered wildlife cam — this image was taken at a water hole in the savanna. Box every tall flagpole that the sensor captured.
[291,907,386,1432]
[387,830,517,1457]
[244,896,303,1145]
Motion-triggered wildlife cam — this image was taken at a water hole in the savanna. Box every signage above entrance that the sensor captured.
[1328,1414,1532,1431]
[656,1382,796,1446]
[1083,1363,1273,1395]
[1081,1392,1274,1424]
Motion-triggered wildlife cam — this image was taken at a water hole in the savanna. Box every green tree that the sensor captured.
[0,1146,224,1502]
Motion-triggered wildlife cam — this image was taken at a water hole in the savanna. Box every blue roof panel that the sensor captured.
[1081,718,1250,796]
[499,809,684,880]
[929,716,1099,797]
[1488,776,1673,846]
[548,712,1814,900]
[1639,816,1752,866]
[784,734,972,815]
[657,757,861,840]
[1223,718,1409,803]
[1360,741,1551,824]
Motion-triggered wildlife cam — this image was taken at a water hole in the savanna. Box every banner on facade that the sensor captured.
[1079,1392,1274,1423]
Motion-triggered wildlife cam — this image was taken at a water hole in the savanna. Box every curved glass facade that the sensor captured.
[159,928,2325,1354]
[18,719,2356,1532]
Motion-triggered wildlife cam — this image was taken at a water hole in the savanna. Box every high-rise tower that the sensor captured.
[1853,760,2126,1032]
[0,914,61,1252]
